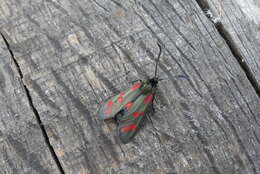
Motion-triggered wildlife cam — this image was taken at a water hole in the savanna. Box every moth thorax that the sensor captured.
[140,83,153,94]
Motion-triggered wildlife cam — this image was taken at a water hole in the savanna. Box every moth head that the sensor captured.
[149,77,159,87]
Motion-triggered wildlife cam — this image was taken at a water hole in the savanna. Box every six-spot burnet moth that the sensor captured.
[97,43,162,144]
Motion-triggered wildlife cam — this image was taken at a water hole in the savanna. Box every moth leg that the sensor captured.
[151,95,156,112]
[147,94,157,130]
[152,101,156,112]
[147,113,158,131]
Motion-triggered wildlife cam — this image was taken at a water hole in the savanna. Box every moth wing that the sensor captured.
[116,92,155,144]
[97,82,144,120]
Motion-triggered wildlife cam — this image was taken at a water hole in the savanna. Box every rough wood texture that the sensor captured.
[0,36,59,173]
[0,0,260,173]
[202,0,260,84]
[235,0,260,26]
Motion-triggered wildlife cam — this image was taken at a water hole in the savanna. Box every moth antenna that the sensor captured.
[158,75,189,81]
[154,43,162,78]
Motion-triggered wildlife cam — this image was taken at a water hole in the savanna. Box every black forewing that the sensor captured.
[116,91,155,144]
[97,82,144,120]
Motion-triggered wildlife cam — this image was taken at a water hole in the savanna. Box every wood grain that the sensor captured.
[0,35,59,173]
[199,0,260,85]
[0,0,259,173]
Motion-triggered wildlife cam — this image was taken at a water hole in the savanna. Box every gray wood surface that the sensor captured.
[0,0,259,173]
[0,36,59,173]
[203,0,260,84]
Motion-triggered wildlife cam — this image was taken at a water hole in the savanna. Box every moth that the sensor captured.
[98,43,162,144]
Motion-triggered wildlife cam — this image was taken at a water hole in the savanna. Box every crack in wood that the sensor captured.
[0,33,66,174]
[216,24,260,97]
[193,1,259,173]
[194,0,260,98]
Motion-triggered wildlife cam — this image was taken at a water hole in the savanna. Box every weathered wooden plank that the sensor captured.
[198,0,260,85]
[234,0,260,26]
[0,0,260,173]
[0,36,59,173]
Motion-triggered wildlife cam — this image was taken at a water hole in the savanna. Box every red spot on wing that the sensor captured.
[105,100,114,115]
[118,92,124,104]
[144,94,154,104]
[131,83,141,90]
[133,112,145,118]
[125,102,134,110]
[121,124,138,132]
